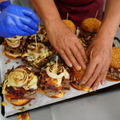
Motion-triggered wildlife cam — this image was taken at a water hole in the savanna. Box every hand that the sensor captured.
[0,1,40,37]
[46,20,87,70]
[80,37,112,91]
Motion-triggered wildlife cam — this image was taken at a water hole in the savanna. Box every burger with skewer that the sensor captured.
[106,46,120,81]
[2,65,38,106]
[39,57,70,98]
[2,36,27,59]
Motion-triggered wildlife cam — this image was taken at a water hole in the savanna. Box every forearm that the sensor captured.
[30,0,61,27]
[97,0,120,44]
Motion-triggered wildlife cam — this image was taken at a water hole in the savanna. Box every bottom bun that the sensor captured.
[106,77,120,82]
[70,83,90,92]
[47,93,65,98]
[3,51,21,59]
[38,88,65,98]
[70,83,83,90]
[5,95,31,106]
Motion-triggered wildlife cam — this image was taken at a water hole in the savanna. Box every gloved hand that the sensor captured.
[0,1,40,38]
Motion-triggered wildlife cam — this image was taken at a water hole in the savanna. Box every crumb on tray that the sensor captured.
[5,59,11,64]
[1,101,7,106]
[17,112,30,120]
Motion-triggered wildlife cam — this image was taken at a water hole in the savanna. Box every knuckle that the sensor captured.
[85,83,91,87]
[94,55,100,61]
[92,75,97,80]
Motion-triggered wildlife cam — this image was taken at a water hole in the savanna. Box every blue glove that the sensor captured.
[0,1,40,38]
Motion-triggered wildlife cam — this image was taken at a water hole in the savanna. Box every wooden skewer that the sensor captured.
[35,34,38,51]
[55,55,59,71]
[90,50,93,61]
[66,13,69,20]
[95,10,98,19]
[76,27,80,37]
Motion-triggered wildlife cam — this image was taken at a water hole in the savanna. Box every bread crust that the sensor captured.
[63,20,76,32]
[3,51,21,59]
[81,18,101,33]
[106,77,120,82]
[111,47,120,68]
[38,88,65,98]
[5,95,31,106]
[70,83,83,90]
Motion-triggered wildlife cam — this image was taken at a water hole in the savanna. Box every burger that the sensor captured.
[2,36,26,59]
[79,18,102,48]
[39,59,70,98]
[106,46,120,81]
[2,65,38,106]
[70,68,90,92]
[70,67,84,90]
[22,42,55,70]
[63,20,76,32]
[28,25,50,46]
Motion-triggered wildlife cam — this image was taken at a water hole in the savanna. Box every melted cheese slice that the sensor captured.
[22,43,51,63]
[46,62,70,86]
[3,68,38,94]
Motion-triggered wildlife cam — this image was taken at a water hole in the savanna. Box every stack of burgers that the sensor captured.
[2,36,27,59]
[79,18,101,49]
[1,18,119,107]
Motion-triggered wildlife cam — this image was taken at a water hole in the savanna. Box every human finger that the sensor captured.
[70,44,86,70]
[14,18,36,35]
[21,17,38,31]
[76,41,88,63]
[58,50,72,67]
[22,7,40,24]
[6,16,31,36]
[92,70,107,91]
[83,63,103,89]
[80,57,98,85]
[64,47,81,70]
[99,65,109,85]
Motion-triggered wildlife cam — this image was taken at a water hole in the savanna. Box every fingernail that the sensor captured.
[68,63,72,68]
[102,81,105,85]
[82,65,86,70]
[85,58,88,63]
[77,66,81,71]
[93,87,97,91]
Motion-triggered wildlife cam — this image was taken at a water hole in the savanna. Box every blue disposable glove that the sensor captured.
[0,1,40,38]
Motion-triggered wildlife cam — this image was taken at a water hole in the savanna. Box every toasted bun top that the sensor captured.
[63,20,76,32]
[81,18,101,33]
[111,46,120,68]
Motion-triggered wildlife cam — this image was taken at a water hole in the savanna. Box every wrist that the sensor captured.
[44,18,62,30]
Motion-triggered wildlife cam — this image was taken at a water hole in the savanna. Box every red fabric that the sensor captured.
[54,0,104,26]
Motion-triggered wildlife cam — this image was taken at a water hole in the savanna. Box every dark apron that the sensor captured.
[54,0,104,26]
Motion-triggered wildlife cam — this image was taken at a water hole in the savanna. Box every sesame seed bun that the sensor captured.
[63,20,76,32]
[111,46,120,68]
[81,18,101,33]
